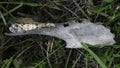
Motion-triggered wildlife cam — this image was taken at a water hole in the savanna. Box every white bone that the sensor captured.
[5,20,115,48]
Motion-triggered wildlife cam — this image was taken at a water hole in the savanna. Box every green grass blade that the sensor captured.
[0,2,50,7]
[65,49,72,68]
[1,57,13,68]
[0,5,15,19]
[3,3,23,16]
[81,42,107,68]
[34,44,64,68]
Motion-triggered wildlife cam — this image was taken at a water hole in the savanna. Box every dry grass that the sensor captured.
[0,0,120,68]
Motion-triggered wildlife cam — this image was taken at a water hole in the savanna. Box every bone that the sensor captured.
[5,20,115,48]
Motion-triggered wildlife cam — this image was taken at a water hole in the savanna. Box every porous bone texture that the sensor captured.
[5,20,115,48]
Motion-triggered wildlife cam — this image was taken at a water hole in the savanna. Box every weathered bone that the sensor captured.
[5,20,115,48]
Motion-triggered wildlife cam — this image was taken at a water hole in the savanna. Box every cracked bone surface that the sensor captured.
[5,20,115,48]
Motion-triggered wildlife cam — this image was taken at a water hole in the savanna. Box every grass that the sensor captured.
[81,42,107,68]
[0,0,120,68]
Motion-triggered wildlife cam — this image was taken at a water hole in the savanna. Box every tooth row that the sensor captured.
[9,23,55,33]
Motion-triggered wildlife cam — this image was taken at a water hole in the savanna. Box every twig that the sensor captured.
[73,0,91,20]
[62,5,79,18]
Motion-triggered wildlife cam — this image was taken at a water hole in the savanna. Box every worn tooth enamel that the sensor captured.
[9,23,55,33]
[46,23,55,27]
